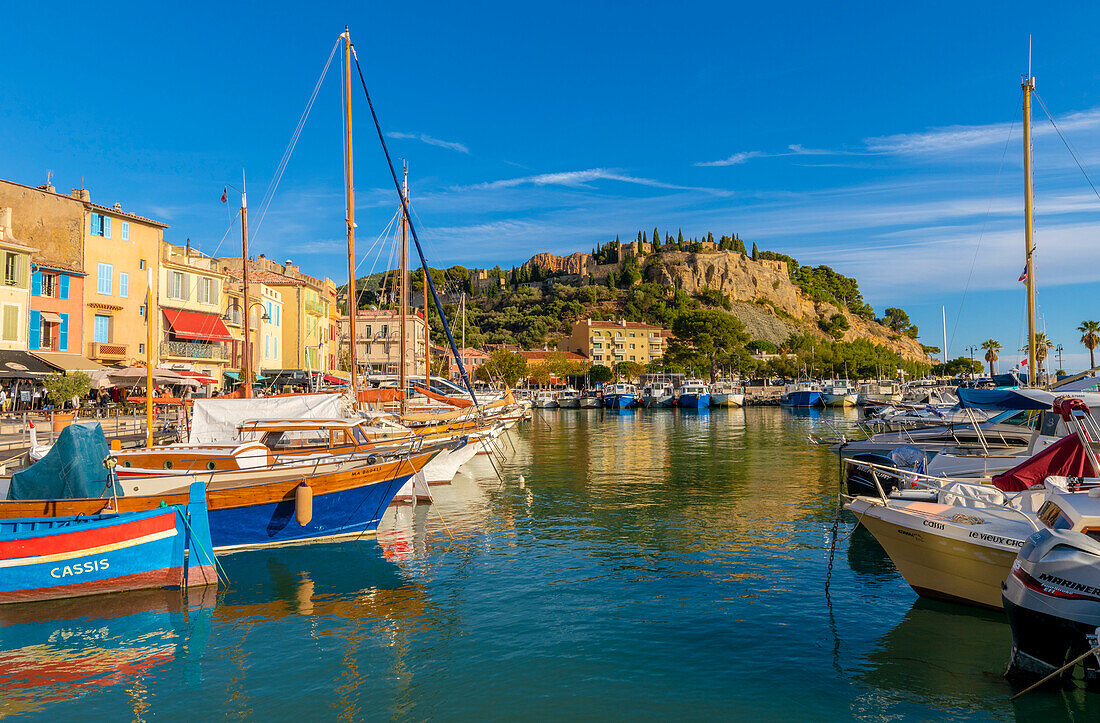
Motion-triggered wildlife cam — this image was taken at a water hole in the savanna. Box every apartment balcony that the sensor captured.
[304,298,325,317]
[88,342,128,361]
[161,340,229,361]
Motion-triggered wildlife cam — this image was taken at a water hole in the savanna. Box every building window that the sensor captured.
[138,343,144,354]
[168,271,186,299]
[119,272,129,299]
[198,277,215,304]
[139,304,145,318]
[380,324,388,337]
[1,305,17,341]
[93,314,110,343]
[121,222,129,240]
[139,259,145,270]
[364,325,372,336]
[90,213,111,237]
[3,253,20,287]
[97,263,113,294]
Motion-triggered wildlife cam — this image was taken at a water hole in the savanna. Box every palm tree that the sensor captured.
[1032,332,1055,380]
[1080,320,1100,371]
[980,339,1002,378]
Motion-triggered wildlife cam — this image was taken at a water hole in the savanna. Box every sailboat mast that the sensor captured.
[343,27,359,405]
[240,172,252,399]
[423,268,430,387]
[1022,69,1037,385]
[399,164,408,405]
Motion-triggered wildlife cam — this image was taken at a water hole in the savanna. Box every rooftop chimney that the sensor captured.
[70,188,90,202]
[113,202,122,210]
[0,208,12,241]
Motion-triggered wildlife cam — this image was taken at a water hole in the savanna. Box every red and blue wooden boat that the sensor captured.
[0,482,216,604]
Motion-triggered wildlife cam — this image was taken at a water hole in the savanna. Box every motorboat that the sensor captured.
[1003,494,1100,686]
[710,381,744,408]
[604,383,638,409]
[579,390,602,409]
[844,397,1100,610]
[532,390,558,409]
[780,380,822,407]
[641,383,674,408]
[831,409,1040,457]
[857,380,903,406]
[678,380,711,409]
[822,381,858,407]
[557,387,582,409]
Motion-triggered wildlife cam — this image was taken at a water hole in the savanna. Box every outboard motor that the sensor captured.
[845,453,901,497]
[1003,525,1100,688]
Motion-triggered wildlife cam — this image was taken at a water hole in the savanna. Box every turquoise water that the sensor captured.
[3,407,1099,720]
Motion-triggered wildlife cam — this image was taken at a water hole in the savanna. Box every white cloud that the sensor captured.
[694,151,763,167]
[386,131,470,154]
[455,168,730,196]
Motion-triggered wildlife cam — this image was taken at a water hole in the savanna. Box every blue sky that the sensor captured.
[5,1,1100,370]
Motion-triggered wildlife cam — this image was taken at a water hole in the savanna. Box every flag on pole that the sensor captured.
[1018,267,1028,283]
[1022,358,1029,366]
[220,187,228,203]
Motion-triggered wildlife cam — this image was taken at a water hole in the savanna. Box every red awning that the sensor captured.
[175,369,219,385]
[162,309,233,342]
[323,374,348,385]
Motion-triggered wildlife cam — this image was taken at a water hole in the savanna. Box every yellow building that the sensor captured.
[82,192,166,365]
[339,309,425,376]
[0,208,35,351]
[158,242,233,385]
[216,256,330,373]
[567,318,667,366]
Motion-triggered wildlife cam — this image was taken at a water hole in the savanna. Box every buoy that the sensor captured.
[295,482,313,526]
[518,475,526,488]
[110,439,121,451]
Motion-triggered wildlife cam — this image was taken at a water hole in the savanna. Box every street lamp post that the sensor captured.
[225,301,269,392]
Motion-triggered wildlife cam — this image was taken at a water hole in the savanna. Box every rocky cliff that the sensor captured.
[524,248,930,363]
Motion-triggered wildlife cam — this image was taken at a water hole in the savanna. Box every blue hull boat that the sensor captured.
[0,482,215,604]
[605,394,637,409]
[678,393,711,408]
[782,390,822,407]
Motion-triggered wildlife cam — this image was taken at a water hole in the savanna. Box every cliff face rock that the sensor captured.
[645,252,930,362]
[525,252,589,276]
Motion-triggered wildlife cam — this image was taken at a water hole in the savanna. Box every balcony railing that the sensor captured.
[161,340,229,361]
[304,298,325,316]
[89,342,127,361]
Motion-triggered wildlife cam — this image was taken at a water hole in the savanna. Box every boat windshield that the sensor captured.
[1037,501,1075,531]
[261,429,332,451]
[987,410,1040,428]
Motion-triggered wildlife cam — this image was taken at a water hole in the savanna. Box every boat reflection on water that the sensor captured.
[856,598,1100,718]
[215,542,423,621]
[0,586,216,716]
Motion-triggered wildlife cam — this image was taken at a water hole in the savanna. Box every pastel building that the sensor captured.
[158,241,233,384]
[0,208,35,351]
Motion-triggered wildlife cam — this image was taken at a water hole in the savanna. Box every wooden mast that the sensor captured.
[343,27,359,405]
[145,268,154,445]
[240,172,252,399]
[399,163,408,410]
[423,267,430,387]
[1022,64,1037,385]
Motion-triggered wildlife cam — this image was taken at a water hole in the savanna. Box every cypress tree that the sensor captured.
[652,227,659,249]
[707,232,714,244]
[751,241,759,261]
[642,231,647,244]
[677,229,684,246]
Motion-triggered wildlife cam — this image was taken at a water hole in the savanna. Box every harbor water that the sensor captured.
[3,407,1098,720]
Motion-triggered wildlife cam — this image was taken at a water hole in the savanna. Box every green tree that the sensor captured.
[980,339,1002,377]
[616,361,645,381]
[751,241,759,261]
[882,307,911,333]
[483,349,528,387]
[589,364,614,383]
[43,372,91,408]
[677,229,684,246]
[1080,320,1100,370]
[1032,332,1055,378]
[667,309,749,382]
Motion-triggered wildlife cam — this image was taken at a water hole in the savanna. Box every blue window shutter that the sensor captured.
[59,313,69,351]
[120,272,129,299]
[103,216,111,238]
[121,222,129,241]
[28,310,40,350]
[59,274,69,300]
[31,270,41,297]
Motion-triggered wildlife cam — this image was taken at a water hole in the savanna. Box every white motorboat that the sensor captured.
[822,381,858,407]
[557,387,581,408]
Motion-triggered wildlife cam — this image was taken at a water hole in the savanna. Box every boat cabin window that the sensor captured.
[1038,411,1062,438]
[260,429,331,450]
[1084,527,1100,544]
[1037,501,1074,531]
